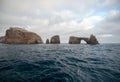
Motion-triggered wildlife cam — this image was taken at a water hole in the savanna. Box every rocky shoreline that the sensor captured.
[0,27,99,44]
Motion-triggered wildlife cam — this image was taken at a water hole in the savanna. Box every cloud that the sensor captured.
[106,10,120,23]
[53,10,76,20]
[0,0,120,43]
[0,0,99,17]
[98,34,113,38]
[100,10,120,31]
[93,10,120,43]
[101,0,120,8]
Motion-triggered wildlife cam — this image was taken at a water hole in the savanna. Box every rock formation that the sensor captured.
[69,34,99,44]
[0,27,99,44]
[0,36,5,43]
[69,36,80,44]
[87,34,99,44]
[46,39,49,44]
[2,27,43,44]
[50,35,60,44]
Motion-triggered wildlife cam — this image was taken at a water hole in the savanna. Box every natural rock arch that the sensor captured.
[69,37,89,44]
[79,37,89,44]
[69,35,98,44]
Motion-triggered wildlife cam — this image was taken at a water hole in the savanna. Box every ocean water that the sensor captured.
[0,43,120,82]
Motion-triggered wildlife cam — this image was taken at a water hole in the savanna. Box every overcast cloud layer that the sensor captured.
[0,0,120,43]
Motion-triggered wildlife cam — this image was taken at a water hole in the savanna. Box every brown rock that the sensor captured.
[4,27,43,44]
[0,36,5,43]
[50,35,60,44]
[69,34,99,44]
[69,36,80,44]
[46,39,49,44]
[87,34,99,44]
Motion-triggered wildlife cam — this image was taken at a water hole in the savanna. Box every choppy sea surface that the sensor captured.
[0,43,120,82]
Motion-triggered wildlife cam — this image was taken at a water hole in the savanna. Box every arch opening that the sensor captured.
[81,40,87,44]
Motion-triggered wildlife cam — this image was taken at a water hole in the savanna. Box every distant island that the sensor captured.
[69,35,99,44]
[0,27,43,44]
[0,27,99,44]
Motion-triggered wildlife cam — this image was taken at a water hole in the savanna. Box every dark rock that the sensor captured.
[46,39,49,44]
[50,35,60,44]
[4,27,43,44]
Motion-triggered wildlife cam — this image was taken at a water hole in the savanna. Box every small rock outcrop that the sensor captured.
[87,34,99,44]
[69,34,99,44]
[3,27,43,44]
[46,39,49,44]
[50,35,60,44]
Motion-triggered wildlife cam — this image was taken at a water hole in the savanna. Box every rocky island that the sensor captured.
[0,27,43,44]
[69,34,99,44]
[0,27,99,44]
[50,35,60,44]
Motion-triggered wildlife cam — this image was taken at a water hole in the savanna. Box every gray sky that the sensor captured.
[0,0,120,43]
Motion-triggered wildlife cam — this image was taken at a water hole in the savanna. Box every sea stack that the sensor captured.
[50,35,60,44]
[2,27,43,44]
[46,39,49,44]
[87,34,99,44]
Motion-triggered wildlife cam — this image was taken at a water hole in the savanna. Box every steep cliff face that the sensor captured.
[50,35,60,44]
[4,27,43,44]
